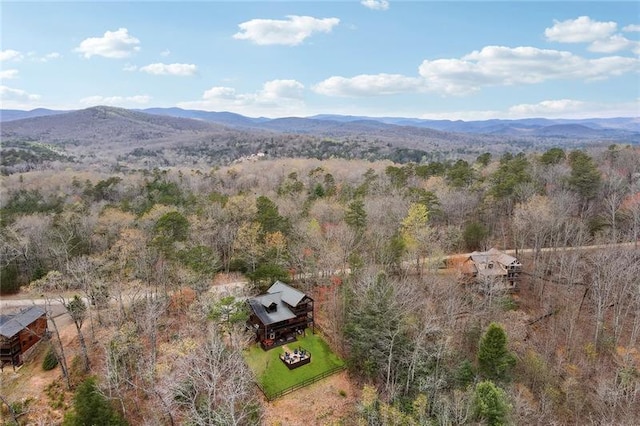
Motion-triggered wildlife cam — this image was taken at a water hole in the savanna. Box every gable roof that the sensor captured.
[468,248,522,278]
[469,248,521,268]
[248,294,296,326]
[259,293,280,309]
[248,281,312,326]
[267,280,307,307]
[0,306,46,339]
[485,248,521,267]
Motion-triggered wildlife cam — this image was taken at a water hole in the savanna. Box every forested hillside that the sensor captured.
[1,146,639,425]
[3,106,638,175]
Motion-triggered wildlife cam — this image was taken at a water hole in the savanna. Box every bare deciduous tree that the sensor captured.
[170,329,261,425]
[62,294,91,372]
[43,297,71,390]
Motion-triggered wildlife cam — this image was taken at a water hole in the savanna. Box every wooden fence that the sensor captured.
[256,363,346,401]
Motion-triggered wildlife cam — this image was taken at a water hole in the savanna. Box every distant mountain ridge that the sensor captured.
[0,108,69,122]
[1,105,225,145]
[140,107,269,127]
[2,107,638,138]
[309,114,640,134]
[2,105,639,173]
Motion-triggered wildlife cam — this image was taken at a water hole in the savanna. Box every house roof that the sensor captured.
[0,306,46,339]
[248,295,296,326]
[470,248,521,268]
[267,280,308,307]
[248,281,311,326]
[259,293,280,309]
[486,248,521,267]
[468,248,521,277]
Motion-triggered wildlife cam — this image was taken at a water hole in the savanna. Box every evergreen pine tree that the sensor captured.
[63,377,127,426]
[474,380,511,426]
[477,322,516,382]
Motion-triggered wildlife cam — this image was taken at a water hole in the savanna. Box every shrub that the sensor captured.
[0,263,20,295]
[463,222,489,251]
[455,359,476,389]
[63,377,127,426]
[42,347,59,371]
[45,381,66,410]
[474,380,511,426]
[518,350,553,396]
[498,295,518,311]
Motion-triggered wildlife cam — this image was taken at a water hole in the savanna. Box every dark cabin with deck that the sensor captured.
[247,281,314,350]
[0,306,48,368]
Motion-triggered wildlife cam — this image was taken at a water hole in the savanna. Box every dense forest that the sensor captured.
[1,144,639,425]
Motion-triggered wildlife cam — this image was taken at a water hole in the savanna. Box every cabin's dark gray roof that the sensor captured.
[0,306,46,338]
[248,281,311,326]
[259,293,280,309]
[267,281,307,307]
[248,295,296,326]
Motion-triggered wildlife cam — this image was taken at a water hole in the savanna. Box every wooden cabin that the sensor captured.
[0,306,48,367]
[247,281,314,350]
[462,248,522,292]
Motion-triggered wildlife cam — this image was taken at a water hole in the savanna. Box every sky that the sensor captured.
[1,1,639,120]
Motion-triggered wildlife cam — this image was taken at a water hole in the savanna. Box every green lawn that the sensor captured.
[243,333,345,397]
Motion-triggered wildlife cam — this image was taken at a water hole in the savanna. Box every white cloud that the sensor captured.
[178,79,305,117]
[545,16,617,43]
[74,28,141,59]
[0,69,19,80]
[40,52,62,62]
[233,15,340,46]
[160,49,171,57]
[123,64,138,72]
[418,46,639,95]
[27,51,62,62]
[313,74,422,97]
[200,80,304,103]
[202,86,238,100]
[139,63,198,76]
[589,35,640,54]
[0,49,24,62]
[508,99,587,116]
[261,79,305,100]
[508,98,639,118]
[623,24,640,32]
[0,85,41,102]
[361,0,390,11]
[544,16,639,54]
[314,45,639,98]
[79,95,151,106]
[419,99,639,120]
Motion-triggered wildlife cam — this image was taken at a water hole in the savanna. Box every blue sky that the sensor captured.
[1,1,639,119]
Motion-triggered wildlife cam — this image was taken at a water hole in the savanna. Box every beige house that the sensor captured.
[462,248,522,291]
